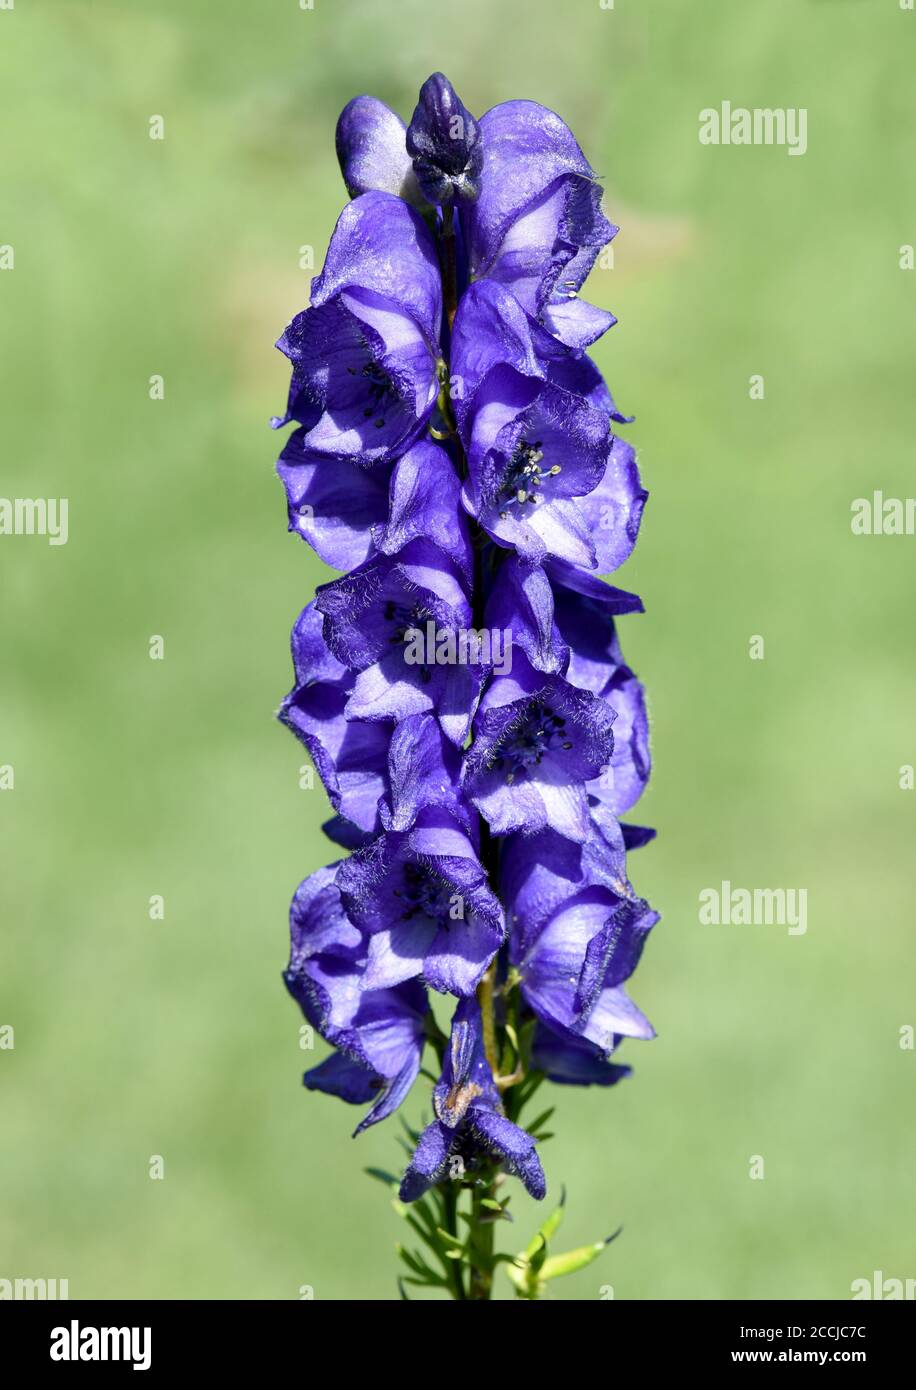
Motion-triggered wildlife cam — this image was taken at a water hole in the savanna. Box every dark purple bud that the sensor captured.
[406,72,482,205]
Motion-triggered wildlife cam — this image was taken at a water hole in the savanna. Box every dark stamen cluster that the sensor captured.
[498,439,561,519]
[348,358,395,429]
[491,702,573,785]
[394,863,454,922]
[384,599,429,643]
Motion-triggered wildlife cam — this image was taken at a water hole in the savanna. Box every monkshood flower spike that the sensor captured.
[275,76,658,1301]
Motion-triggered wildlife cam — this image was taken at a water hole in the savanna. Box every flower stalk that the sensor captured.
[274,73,659,1300]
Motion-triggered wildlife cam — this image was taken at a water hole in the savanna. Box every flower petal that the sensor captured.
[335,94,427,208]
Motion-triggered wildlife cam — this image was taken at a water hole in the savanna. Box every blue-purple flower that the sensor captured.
[284,864,427,1133]
[462,655,617,841]
[462,100,617,348]
[277,434,472,577]
[451,281,644,568]
[400,997,545,1201]
[502,812,657,1082]
[275,192,442,464]
[482,558,650,816]
[279,601,389,841]
[315,538,481,746]
[336,808,505,998]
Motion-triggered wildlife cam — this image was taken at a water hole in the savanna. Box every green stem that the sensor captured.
[476,960,500,1078]
[468,1179,496,1300]
[441,1182,466,1301]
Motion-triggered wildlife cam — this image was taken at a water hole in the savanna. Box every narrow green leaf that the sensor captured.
[364,1167,399,1187]
[540,1227,621,1281]
[395,1245,430,1278]
[524,1187,566,1259]
[524,1107,555,1136]
[396,1244,449,1287]
[410,1196,443,1238]
[435,1226,465,1251]
[529,1237,549,1275]
[403,1213,438,1249]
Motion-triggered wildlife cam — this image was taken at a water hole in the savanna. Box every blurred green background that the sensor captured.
[1,0,914,1301]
